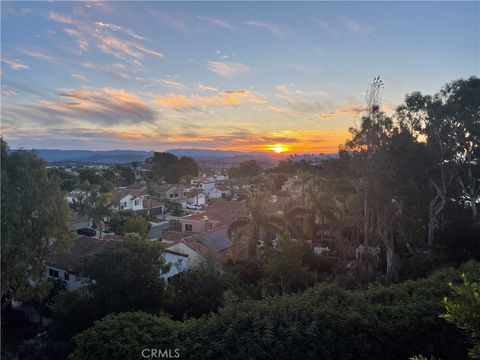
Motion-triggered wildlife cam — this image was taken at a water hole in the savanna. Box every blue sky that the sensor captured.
[1,1,479,153]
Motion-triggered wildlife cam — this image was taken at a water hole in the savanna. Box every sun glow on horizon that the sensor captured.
[269,143,288,154]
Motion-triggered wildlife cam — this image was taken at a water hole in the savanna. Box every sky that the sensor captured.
[1,1,479,154]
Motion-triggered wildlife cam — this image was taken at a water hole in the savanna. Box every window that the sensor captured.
[48,268,59,278]
[134,199,139,206]
[185,224,193,232]
[122,201,127,208]
[64,272,70,281]
[169,193,174,198]
[174,193,179,198]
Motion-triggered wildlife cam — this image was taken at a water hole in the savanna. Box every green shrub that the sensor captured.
[72,261,480,360]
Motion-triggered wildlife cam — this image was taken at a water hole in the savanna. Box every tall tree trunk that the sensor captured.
[385,237,398,283]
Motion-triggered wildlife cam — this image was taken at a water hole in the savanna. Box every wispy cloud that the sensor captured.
[1,88,18,96]
[48,11,75,25]
[197,16,235,30]
[20,48,59,63]
[70,73,88,82]
[345,19,374,33]
[1,57,29,70]
[159,79,188,90]
[198,83,219,92]
[244,20,283,35]
[94,21,145,41]
[49,11,163,60]
[24,87,157,126]
[150,10,189,34]
[154,90,263,109]
[207,61,251,77]
[314,20,337,36]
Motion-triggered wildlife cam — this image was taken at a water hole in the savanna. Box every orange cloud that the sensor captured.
[154,90,264,109]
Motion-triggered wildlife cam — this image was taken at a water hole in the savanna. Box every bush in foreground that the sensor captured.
[72,261,480,360]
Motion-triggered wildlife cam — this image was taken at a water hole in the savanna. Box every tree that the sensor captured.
[151,152,179,179]
[166,260,227,319]
[82,191,111,239]
[79,236,170,316]
[1,140,72,309]
[262,237,316,295]
[165,156,198,184]
[239,159,262,178]
[442,273,480,359]
[72,312,181,360]
[396,77,480,248]
[227,190,281,258]
[108,211,149,238]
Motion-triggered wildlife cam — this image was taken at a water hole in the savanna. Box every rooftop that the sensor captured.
[45,237,117,273]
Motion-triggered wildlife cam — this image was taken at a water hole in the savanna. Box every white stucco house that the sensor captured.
[111,189,146,212]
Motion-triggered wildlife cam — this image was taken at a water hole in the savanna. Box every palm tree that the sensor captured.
[286,183,337,245]
[131,161,139,182]
[82,191,112,239]
[227,190,282,259]
[296,170,313,205]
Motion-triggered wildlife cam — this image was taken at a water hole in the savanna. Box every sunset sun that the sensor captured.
[270,144,288,154]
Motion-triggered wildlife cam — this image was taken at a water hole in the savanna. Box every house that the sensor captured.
[179,213,213,233]
[162,249,189,279]
[153,184,188,200]
[207,185,231,199]
[111,188,146,212]
[143,198,166,216]
[159,200,247,264]
[65,189,90,205]
[185,189,207,208]
[44,237,118,290]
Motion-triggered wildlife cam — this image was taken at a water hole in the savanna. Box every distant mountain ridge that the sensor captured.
[14,148,265,164]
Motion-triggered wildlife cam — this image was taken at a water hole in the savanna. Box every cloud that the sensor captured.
[10,87,157,126]
[207,61,251,77]
[48,11,75,24]
[345,20,374,33]
[50,11,163,61]
[70,73,88,82]
[150,10,189,34]
[95,34,164,59]
[154,90,263,109]
[319,98,366,119]
[159,79,188,90]
[1,57,29,70]
[1,88,18,96]
[244,21,283,35]
[95,21,146,41]
[198,83,219,92]
[197,16,235,30]
[20,48,59,63]
[314,20,337,36]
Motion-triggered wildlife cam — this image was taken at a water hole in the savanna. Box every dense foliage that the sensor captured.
[72,261,480,360]
[149,152,199,183]
[1,140,72,309]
